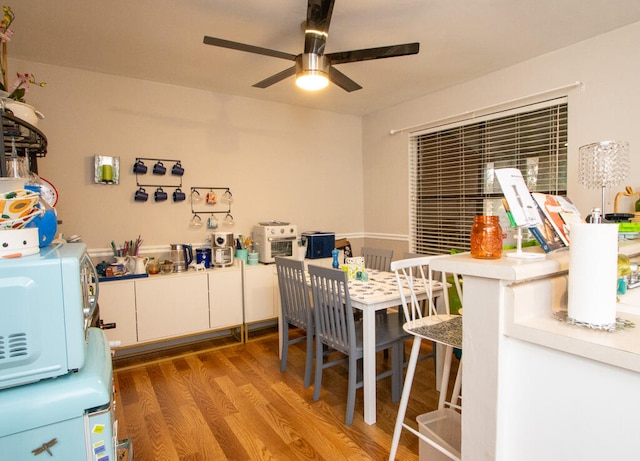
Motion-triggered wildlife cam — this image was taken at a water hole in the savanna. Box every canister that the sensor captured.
[470,215,503,259]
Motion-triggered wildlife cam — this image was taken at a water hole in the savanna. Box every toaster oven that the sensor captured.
[0,242,98,389]
[253,222,298,263]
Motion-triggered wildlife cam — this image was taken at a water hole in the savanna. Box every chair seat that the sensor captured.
[404,315,462,349]
[354,312,410,354]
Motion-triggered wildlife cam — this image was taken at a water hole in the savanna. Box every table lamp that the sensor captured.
[578,140,629,217]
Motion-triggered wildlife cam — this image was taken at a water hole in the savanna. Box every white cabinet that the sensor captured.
[96,261,278,348]
[208,267,243,330]
[244,264,277,323]
[135,272,210,342]
[98,279,138,347]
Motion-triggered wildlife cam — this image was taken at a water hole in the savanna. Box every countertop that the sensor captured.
[431,239,640,373]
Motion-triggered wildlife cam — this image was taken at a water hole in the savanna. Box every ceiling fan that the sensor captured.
[203,0,419,92]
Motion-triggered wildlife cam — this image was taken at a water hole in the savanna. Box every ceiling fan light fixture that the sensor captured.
[295,53,329,91]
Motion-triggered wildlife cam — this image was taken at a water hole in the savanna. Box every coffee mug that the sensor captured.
[155,187,168,201]
[190,189,201,203]
[153,161,166,175]
[206,191,217,205]
[171,162,184,176]
[207,215,218,229]
[133,160,147,174]
[189,214,203,228]
[173,188,186,202]
[134,187,148,202]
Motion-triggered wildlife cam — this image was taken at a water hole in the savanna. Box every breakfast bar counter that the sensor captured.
[430,240,640,461]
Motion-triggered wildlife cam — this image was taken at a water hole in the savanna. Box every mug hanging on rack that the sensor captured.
[153,161,166,175]
[173,188,186,202]
[171,162,184,176]
[189,214,202,229]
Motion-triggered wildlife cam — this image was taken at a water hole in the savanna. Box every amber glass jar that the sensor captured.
[470,215,503,259]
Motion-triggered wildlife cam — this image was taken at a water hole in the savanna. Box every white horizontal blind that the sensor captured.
[409,99,568,255]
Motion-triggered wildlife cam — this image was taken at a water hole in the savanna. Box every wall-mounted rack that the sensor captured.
[190,187,233,215]
[134,157,183,189]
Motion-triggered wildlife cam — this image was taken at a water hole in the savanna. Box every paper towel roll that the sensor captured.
[567,223,619,327]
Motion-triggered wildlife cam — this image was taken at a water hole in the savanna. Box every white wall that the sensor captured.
[363,21,640,241]
[11,59,364,251]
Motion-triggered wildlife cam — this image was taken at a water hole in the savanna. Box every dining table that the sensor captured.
[304,266,441,425]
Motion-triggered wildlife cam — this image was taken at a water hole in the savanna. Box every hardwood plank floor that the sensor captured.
[113,328,459,461]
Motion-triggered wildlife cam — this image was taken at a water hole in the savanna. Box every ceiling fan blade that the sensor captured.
[328,66,362,92]
[252,66,297,88]
[326,42,420,65]
[304,0,334,55]
[203,36,297,61]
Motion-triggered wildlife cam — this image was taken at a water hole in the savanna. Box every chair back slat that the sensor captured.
[309,265,354,355]
[391,255,460,322]
[361,247,394,272]
[276,257,312,330]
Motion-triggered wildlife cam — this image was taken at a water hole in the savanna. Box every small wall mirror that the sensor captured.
[95,155,120,184]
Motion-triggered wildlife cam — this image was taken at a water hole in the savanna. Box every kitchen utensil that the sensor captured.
[212,231,234,267]
[0,189,39,220]
[207,214,218,229]
[152,161,166,175]
[154,187,168,202]
[171,162,184,176]
[134,187,148,202]
[132,159,147,174]
[206,191,217,204]
[223,213,234,226]
[170,243,193,272]
[131,256,150,274]
[147,259,160,274]
[173,188,186,202]
[189,214,202,228]
[160,260,174,274]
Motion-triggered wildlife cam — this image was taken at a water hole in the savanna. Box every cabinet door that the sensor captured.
[208,268,243,330]
[98,280,137,347]
[244,264,276,323]
[135,273,209,342]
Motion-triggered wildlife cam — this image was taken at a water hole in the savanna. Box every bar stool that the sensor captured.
[388,256,463,461]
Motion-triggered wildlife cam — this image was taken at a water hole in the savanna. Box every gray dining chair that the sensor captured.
[361,247,394,272]
[308,264,407,426]
[388,255,463,461]
[275,257,314,388]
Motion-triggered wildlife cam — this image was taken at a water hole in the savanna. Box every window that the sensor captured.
[409,98,568,255]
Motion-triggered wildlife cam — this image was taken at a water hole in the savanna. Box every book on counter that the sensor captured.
[528,201,566,252]
[529,193,584,249]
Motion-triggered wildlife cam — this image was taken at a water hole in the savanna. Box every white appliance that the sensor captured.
[252,222,298,263]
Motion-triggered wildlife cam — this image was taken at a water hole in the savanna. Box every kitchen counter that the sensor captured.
[430,240,640,461]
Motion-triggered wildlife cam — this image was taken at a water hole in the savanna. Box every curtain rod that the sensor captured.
[389,81,584,135]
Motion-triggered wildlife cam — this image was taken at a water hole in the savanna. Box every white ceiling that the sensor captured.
[9,0,640,115]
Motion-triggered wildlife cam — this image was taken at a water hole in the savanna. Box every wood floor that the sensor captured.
[113,327,458,461]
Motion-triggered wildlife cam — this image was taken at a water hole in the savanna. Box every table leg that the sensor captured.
[362,307,376,425]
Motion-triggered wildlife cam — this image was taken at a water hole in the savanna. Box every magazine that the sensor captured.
[531,193,584,246]
[528,201,566,252]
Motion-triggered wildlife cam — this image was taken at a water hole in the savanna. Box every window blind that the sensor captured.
[409,98,568,255]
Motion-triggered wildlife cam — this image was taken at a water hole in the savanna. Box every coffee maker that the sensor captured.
[212,232,234,267]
